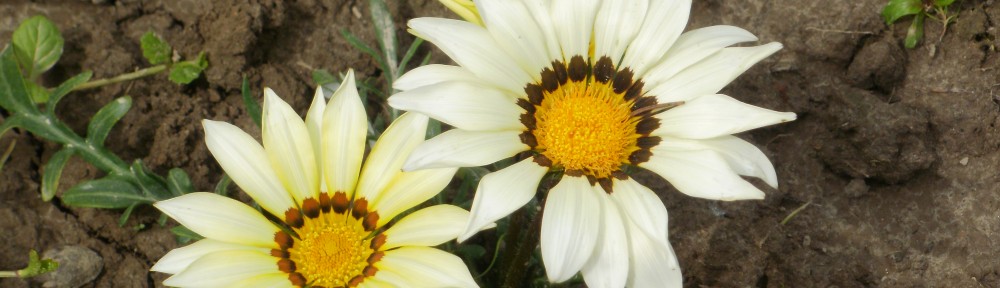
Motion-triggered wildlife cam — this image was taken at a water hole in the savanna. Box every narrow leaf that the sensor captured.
[0,141,15,173]
[25,81,48,103]
[213,174,232,196]
[86,96,132,146]
[240,76,262,127]
[61,176,150,208]
[130,160,172,200]
[47,71,93,115]
[399,38,425,74]
[169,225,205,244]
[166,168,193,197]
[341,29,387,70]
[0,47,39,113]
[12,16,64,80]
[905,13,925,49]
[881,0,923,25]
[119,204,138,226]
[369,0,399,82]
[41,147,74,201]
[168,52,207,84]
[140,31,172,65]
[312,69,338,86]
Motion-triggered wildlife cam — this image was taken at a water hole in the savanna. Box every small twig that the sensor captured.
[780,201,812,225]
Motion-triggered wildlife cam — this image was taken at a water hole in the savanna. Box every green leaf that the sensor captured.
[169,225,204,244]
[0,47,38,113]
[240,76,262,127]
[140,31,172,65]
[62,175,151,208]
[934,0,955,7]
[341,30,387,71]
[12,16,63,81]
[16,250,58,278]
[369,0,399,83]
[129,160,172,200]
[213,174,232,196]
[905,13,925,49]
[47,71,93,115]
[166,168,193,197]
[25,81,48,103]
[399,38,425,73]
[86,96,131,146]
[119,204,138,226]
[312,69,338,86]
[168,52,207,84]
[882,0,923,25]
[41,148,74,201]
[0,141,15,173]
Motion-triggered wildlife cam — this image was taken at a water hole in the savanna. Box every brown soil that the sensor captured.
[1,0,998,287]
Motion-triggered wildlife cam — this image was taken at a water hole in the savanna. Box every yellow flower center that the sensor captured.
[288,214,372,287]
[273,193,384,287]
[534,80,640,179]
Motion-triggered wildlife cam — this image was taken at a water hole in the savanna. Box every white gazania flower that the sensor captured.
[389,0,796,287]
[151,70,479,288]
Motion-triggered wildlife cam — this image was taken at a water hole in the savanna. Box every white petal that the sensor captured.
[372,167,459,226]
[383,204,470,250]
[162,250,278,287]
[619,0,691,75]
[580,194,629,288]
[625,219,682,288]
[657,135,779,188]
[593,0,648,61]
[549,0,599,58]
[476,0,553,80]
[610,178,669,247]
[408,17,531,92]
[376,247,478,288]
[540,176,601,282]
[388,81,523,131]
[203,120,294,218]
[358,112,428,202]
[641,25,760,90]
[363,269,409,288]
[458,158,547,242]
[403,129,527,171]
[649,43,783,103]
[263,88,319,203]
[642,149,765,201]
[394,64,485,91]
[154,192,280,247]
[151,239,269,274]
[322,69,368,196]
[521,0,563,61]
[653,94,796,139]
[228,273,292,288]
[306,87,327,191]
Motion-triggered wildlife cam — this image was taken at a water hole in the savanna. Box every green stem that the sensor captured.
[500,202,544,288]
[0,271,16,278]
[72,65,167,91]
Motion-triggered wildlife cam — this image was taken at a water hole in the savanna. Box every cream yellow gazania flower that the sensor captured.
[150,70,479,288]
[389,0,796,287]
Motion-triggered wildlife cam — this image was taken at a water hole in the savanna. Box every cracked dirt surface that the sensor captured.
[1,0,999,287]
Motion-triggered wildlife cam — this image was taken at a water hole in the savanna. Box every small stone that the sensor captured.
[35,246,103,288]
[959,157,969,166]
[844,178,869,198]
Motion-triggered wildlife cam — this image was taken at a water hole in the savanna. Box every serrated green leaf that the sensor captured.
[140,31,171,65]
[934,0,955,7]
[240,76,262,127]
[0,47,38,113]
[882,0,923,25]
[12,16,63,81]
[41,148,74,201]
[169,225,204,244]
[47,71,93,115]
[166,168,193,197]
[130,160,172,200]
[61,175,151,208]
[86,96,131,146]
[168,52,207,84]
[905,13,925,49]
[214,174,232,196]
